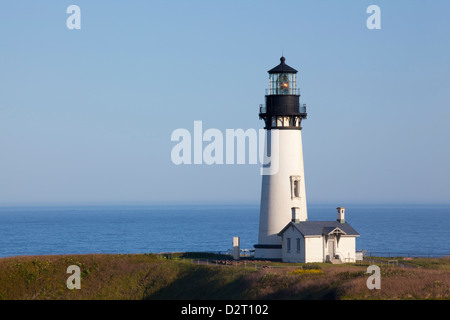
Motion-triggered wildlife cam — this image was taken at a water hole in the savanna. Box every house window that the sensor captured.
[296,238,301,253]
[286,238,291,253]
[290,176,301,199]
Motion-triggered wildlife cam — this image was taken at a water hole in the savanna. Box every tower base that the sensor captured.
[254,244,282,260]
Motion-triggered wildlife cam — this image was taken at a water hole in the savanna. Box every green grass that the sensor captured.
[400,256,450,270]
[0,253,448,300]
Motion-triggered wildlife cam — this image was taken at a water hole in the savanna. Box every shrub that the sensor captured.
[289,268,323,276]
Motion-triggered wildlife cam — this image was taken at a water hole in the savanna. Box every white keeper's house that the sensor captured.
[278,207,359,263]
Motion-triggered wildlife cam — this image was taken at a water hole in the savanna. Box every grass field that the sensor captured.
[0,253,448,300]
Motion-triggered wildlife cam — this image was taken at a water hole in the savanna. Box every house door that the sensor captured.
[327,238,335,258]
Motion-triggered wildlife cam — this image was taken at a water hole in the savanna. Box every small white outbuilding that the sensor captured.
[278,207,359,263]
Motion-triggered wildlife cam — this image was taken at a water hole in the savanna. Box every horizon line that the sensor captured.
[0,201,449,208]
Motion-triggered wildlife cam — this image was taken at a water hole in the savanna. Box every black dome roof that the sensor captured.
[268,56,298,74]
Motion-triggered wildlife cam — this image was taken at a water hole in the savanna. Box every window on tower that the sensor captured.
[290,176,301,199]
[277,117,283,127]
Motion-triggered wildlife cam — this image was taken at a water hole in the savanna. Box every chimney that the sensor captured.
[291,207,301,223]
[336,207,345,223]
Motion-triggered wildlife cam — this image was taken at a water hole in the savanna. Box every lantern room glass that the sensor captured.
[269,73,297,95]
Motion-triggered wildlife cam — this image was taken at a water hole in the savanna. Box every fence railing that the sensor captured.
[363,251,449,258]
[157,250,449,260]
[155,250,449,270]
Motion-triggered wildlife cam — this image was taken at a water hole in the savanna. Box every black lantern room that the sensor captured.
[259,57,307,129]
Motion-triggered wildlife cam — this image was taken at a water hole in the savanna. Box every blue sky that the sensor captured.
[0,1,449,205]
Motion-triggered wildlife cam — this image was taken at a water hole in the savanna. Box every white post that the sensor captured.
[233,237,240,260]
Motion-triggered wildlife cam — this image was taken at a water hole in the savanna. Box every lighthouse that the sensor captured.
[254,57,308,260]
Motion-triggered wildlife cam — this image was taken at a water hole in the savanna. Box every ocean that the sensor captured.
[0,204,449,258]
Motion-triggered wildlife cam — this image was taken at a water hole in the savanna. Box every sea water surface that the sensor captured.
[0,204,449,258]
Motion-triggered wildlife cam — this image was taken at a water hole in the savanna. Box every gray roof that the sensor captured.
[278,220,360,237]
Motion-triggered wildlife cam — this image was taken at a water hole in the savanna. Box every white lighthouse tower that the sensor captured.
[254,57,308,259]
